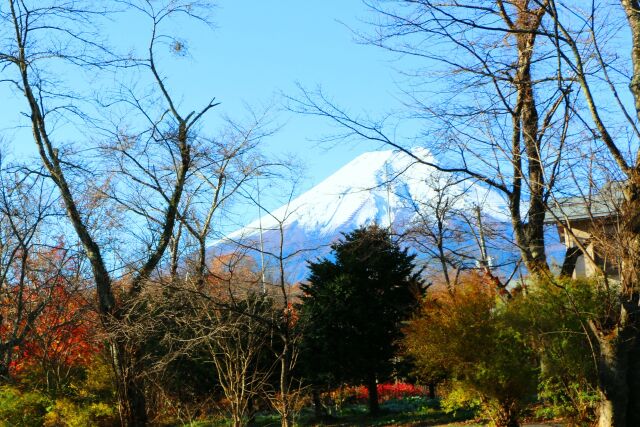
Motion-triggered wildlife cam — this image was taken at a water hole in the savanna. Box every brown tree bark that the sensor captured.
[366,374,380,416]
[544,1,640,423]
[592,310,638,427]
[312,387,326,418]
[592,2,640,424]
[509,1,551,278]
[560,246,582,278]
[428,383,436,400]
[114,342,148,427]
[494,399,520,427]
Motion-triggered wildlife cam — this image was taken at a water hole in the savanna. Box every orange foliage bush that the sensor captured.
[11,283,100,378]
[0,245,102,390]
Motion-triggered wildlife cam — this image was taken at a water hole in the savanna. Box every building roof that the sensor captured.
[546,182,623,223]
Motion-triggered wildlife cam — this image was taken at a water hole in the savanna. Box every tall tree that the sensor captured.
[299,225,423,415]
[0,1,218,425]
[542,1,640,424]
[292,0,575,281]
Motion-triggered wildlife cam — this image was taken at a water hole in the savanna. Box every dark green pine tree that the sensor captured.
[298,225,424,415]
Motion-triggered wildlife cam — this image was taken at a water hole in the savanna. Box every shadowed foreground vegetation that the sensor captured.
[191,397,477,427]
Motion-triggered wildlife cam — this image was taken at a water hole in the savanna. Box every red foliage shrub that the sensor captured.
[333,382,426,403]
[10,283,100,377]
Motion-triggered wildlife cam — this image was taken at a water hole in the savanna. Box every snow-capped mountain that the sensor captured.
[212,148,517,283]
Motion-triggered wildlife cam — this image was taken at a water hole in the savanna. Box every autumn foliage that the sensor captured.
[333,382,428,403]
[0,244,101,391]
[11,284,99,382]
[403,273,537,427]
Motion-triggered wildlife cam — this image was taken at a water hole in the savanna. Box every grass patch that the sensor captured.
[185,397,477,427]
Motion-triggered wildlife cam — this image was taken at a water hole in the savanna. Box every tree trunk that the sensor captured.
[280,411,292,427]
[279,347,293,427]
[366,375,379,415]
[231,413,243,427]
[119,380,147,427]
[428,383,436,400]
[112,340,147,427]
[509,3,550,279]
[229,398,245,427]
[587,174,640,427]
[494,400,519,427]
[622,0,640,119]
[560,246,581,278]
[619,3,640,418]
[312,387,325,418]
[602,175,640,427]
[596,333,631,427]
[625,336,640,426]
[0,359,9,383]
[595,194,640,427]
[247,398,256,425]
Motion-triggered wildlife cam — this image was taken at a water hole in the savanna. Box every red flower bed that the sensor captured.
[335,382,426,403]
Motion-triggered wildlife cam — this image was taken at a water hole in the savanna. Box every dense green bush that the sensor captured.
[511,278,604,424]
[0,355,118,427]
[0,386,50,427]
[406,275,606,426]
[439,381,482,416]
[43,399,115,427]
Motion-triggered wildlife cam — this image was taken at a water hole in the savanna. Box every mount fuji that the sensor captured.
[212,148,524,283]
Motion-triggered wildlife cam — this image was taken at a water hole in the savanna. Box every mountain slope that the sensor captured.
[213,148,516,282]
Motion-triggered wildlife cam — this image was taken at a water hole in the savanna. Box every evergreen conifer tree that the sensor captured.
[299,225,423,415]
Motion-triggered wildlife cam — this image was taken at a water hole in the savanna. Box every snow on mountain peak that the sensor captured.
[225,147,505,242]
[215,147,511,282]
[209,148,556,283]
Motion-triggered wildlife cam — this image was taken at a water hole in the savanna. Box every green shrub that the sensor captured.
[44,398,116,427]
[537,375,598,424]
[404,275,538,427]
[511,278,604,424]
[76,356,116,401]
[0,355,117,427]
[440,383,482,416]
[0,386,50,427]
[41,357,117,427]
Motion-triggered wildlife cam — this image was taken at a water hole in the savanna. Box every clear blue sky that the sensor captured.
[185,1,406,184]
[2,0,437,241]
[4,1,412,214]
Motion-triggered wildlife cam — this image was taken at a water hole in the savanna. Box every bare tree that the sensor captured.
[0,161,65,380]
[396,173,513,290]
[197,291,273,427]
[291,0,575,281]
[151,248,287,427]
[175,111,277,288]
[537,1,640,424]
[227,181,310,427]
[263,213,306,427]
[0,1,219,425]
